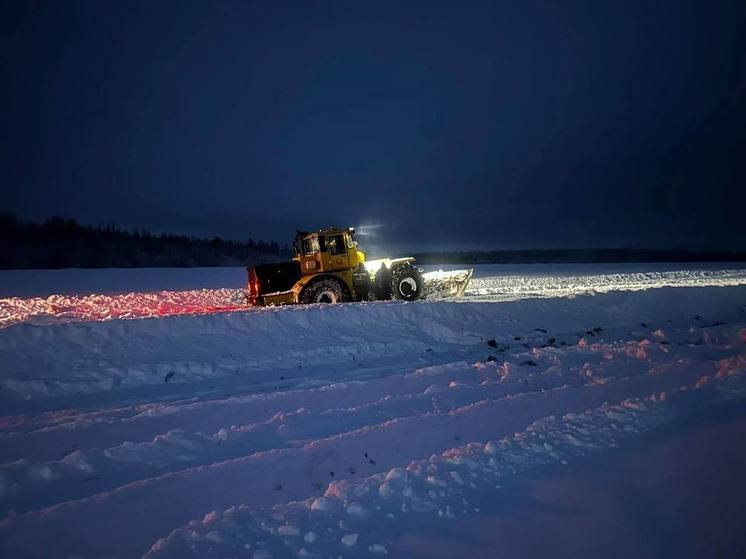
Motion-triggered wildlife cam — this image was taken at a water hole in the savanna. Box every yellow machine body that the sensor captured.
[248,227,374,306]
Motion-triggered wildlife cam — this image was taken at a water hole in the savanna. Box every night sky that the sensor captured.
[2,1,744,252]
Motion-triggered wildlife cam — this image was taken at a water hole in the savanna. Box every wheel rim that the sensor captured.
[399,277,418,297]
[316,289,338,303]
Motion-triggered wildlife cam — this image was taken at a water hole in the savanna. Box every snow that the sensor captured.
[464,263,746,301]
[0,264,745,557]
[1,263,744,329]
[392,408,746,558]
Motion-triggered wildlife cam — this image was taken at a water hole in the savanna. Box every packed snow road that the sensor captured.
[0,265,745,558]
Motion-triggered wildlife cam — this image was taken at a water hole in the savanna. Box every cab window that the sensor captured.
[303,237,320,255]
[328,235,346,255]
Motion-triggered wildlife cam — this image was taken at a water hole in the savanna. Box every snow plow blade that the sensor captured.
[422,268,474,299]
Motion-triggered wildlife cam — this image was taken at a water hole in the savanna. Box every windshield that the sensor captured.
[302,236,319,255]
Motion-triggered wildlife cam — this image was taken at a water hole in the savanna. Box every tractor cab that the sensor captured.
[293,227,364,276]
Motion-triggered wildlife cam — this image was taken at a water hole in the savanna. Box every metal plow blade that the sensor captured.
[422,268,474,299]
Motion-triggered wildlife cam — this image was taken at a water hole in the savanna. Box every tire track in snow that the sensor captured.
[143,373,746,559]
[0,336,738,558]
[1,325,741,516]
[0,324,704,513]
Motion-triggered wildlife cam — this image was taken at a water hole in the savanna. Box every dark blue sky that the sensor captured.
[2,1,744,251]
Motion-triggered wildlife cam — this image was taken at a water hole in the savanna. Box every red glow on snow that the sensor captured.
[156,303,246,316]
[0,289,252,329]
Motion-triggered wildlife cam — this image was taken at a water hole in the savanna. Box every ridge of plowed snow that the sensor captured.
[1,286,744,408]
[2,266,744,329]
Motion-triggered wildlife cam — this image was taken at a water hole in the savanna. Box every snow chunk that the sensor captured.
[385,468,405,481]
[324,481,348,501]
[205,531,222,543]
[426,475,447,487]
[449,471,465,485]
[346,503,366,516]
[28,464,55,481]
[341,533,358,547]
[61,450,95,472]
[277,525,299,536]
[378,482,392,498]
[310,497,333,512]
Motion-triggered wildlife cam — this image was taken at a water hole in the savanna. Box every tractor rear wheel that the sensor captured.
[300,278,350,304]
[391,263,425,301]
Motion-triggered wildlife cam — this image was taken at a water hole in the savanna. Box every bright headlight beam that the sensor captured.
[354,224,383,237]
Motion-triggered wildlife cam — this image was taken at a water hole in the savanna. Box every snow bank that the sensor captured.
[2,265,744,329]
[1,286,744,405]
[0,288,248,329]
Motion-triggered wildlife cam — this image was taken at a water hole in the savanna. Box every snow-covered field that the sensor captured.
[1,264,745,558]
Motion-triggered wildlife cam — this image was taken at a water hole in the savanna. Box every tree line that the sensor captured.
[0,213,289,269]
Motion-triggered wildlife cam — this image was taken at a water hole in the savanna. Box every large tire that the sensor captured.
[391,263,425,301]
[300,277,351,304]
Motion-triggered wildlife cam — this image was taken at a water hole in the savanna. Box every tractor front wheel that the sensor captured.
[391,264,425,301]
[300,278,350,304]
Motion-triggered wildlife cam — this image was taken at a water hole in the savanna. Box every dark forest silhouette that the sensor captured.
[0,214,288,269]
[2,213,744,270]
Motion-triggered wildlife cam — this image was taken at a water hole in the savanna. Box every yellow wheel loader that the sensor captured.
[246,227,472,306]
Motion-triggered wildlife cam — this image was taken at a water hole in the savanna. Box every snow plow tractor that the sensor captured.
[246,227,473,306]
